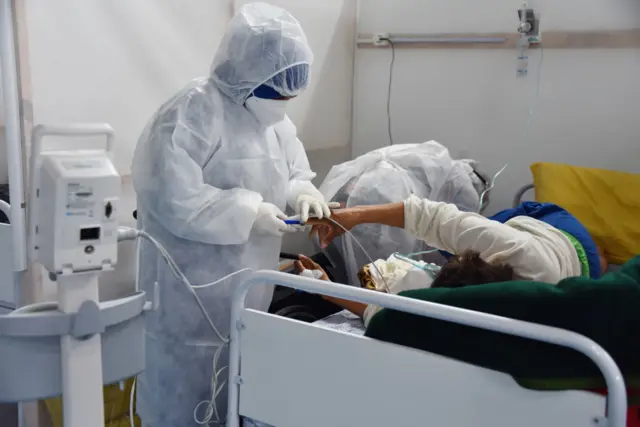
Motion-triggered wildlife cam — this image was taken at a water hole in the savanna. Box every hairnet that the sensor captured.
[318,141,483,285]
[211,3,313,104]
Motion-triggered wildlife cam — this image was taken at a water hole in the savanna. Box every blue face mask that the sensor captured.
[252,84,283,100]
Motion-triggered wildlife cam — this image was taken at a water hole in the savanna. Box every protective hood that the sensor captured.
[211,2,314,104]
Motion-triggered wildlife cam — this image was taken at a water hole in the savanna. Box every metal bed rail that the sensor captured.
[513,183,535,207]
[227,270,627,427]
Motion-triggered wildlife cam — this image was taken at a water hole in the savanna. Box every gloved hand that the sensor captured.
[288,181,340,223]
[253,202,299,237]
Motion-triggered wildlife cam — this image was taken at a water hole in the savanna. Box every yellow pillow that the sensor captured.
[530,162,640,264]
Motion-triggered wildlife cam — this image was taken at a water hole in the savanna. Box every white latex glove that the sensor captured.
[289,181,340,223]
[253,202,298,237]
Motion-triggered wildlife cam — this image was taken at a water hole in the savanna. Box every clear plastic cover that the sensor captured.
[319,141,484,285]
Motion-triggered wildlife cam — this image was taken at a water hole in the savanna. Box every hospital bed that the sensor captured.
[310,162,639,335]
[238,162,640,427]
[230,270,630,427]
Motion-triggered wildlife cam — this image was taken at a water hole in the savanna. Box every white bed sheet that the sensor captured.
[312,309,366,335]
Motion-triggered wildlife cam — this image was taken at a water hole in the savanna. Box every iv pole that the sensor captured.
[0,0,28,287]
[1,1,34,426]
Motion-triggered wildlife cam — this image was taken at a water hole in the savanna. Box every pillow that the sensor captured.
[530,162,640,264]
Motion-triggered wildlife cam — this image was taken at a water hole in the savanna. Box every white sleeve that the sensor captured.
[403,195,530,257]
[274,116,317,183]
[274,116,318,206]
[402,195,568,282]
[134,124,263,245]
[363,304,380,328]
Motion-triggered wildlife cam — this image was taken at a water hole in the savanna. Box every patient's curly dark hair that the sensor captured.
[431,250,515,289]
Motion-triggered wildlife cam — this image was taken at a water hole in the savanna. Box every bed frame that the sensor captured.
[226,271,627,427]
[513,183,535,207]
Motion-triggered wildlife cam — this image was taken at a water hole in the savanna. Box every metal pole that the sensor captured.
[57,273,105,427]
[1,4,28,425]
[0,0,28,275]
[389,36,506,44]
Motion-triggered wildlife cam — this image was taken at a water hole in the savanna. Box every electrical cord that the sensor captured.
[321,216,392,293]
[122,221,388,426]
[477,164,508,213]
[121,228,252,427]
[522,44,544,145]
[129,378,135,427]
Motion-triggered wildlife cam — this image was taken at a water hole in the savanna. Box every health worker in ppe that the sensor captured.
[130,3,332,426]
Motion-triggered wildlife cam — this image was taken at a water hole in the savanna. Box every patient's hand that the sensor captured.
[294,255,330,281]
[308,208,362,248]
[295,255,368,319]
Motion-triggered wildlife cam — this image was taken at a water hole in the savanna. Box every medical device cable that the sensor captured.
[129,378,136,427]
[140,230,241,425]
[524,44,544,140]
[321,216,392,293]
[125,221,387,425]
[477,163,509,213]
[137,231,234,342]
[383,37,396,146]
[123,228,252,426]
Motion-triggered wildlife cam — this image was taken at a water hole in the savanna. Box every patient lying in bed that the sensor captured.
[305,197,608,325]
[311,197,608,282]
[296,250,514,327]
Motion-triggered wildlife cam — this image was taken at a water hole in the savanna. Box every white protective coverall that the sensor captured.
[131,3,322,426]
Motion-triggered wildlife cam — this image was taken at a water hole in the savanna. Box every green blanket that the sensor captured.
[365,257,640,391]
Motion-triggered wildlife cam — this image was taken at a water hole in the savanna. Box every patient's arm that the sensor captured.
[403,195,531,258]
[321,295,367,318]
[294,255,368,319]
[310,196,530,260]
[309,202,405,247]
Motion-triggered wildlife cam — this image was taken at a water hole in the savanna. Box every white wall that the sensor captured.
[25,0,230,172]
[353,0,640,214]
[11,0,355,300]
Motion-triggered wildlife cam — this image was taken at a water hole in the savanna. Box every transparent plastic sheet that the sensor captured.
[318,141,484,285]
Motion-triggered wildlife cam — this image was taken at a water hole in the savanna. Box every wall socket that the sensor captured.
[518,9,542,44]
[373,33,390,46]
